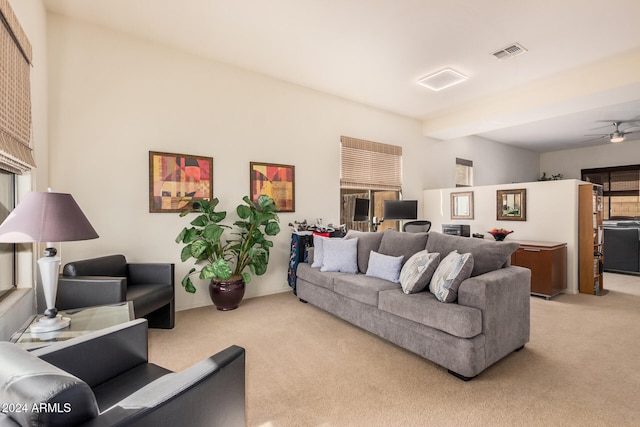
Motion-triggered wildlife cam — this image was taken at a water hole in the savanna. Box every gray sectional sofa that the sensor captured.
[296,230,531,380]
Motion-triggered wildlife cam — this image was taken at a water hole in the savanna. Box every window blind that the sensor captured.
[340,136,402,191]
[583,165,640,196]
[0,0,35,174]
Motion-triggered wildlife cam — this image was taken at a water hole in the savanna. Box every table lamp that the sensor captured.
[0,190,98,332]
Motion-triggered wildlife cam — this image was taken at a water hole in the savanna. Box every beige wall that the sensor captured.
[46,13,440,311]
[540,142,640,180]
[424,179,582,293]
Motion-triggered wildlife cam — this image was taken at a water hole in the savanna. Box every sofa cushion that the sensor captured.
[378,289,482,338]
[345,230,384,273]
[296,263,347,291]
[400,250,440,294]
[320,238,359,274]
[378,229,428,265]
[430,250,474,303]
[426,232,519,277]
[334,274,400,307]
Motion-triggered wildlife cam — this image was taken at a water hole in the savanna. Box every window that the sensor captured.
[0,1,34,300]
[340,136,403,232]
[456,158,473,187]
[582,165,640,220]
[0,170,15,299]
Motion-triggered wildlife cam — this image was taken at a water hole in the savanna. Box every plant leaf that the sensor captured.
[237,204,251,219]
[190,239,209,258]
[242,272,251,284]
[265,222,280,236]
[181,275,197,293]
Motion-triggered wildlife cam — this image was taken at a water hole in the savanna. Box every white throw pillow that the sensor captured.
[400,250,440,294]
[311,235,328,268]
[366,251,404,283]
[320,238,359,274]
[430,250,474,303]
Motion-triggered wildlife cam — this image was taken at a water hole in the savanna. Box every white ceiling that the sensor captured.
[43,0,640,152]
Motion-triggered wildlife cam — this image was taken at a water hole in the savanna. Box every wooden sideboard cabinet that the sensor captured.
[511,240,567,299]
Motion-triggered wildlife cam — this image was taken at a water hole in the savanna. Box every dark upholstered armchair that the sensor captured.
[0,319,246,427]
[49,254,175,329]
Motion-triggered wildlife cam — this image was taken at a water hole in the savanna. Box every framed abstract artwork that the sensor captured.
[149,151,213,213]
[250,162,295,212]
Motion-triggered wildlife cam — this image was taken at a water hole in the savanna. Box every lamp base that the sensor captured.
[29,315,71,333]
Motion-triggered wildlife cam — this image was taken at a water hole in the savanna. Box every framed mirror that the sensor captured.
[497,188,526,221]
[450,191,474,219]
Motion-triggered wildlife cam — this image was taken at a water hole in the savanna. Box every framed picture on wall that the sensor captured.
[149,151,213,213]
[450,191,474,219]
[250,162,295,212]
[497,188,526,221]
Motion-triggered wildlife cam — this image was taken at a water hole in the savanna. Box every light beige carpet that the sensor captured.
[148,273,640,426]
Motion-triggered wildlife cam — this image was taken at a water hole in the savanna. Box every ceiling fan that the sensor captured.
[585,122,640,143]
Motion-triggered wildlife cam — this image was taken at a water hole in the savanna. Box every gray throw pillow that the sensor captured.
[345,230,384,273]
[378,229,428,265]
[430,250,474,303]
[321,237,359,274]
[400,250,440,294]
[426,232,519,276]
[366,251,404,283]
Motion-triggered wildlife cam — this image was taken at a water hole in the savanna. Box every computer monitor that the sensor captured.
[353,198,370,221]
[383,200,418,220]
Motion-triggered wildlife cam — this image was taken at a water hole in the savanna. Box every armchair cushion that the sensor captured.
[1,320,246,427]
[57,254,176,329]
[0,342,99,427]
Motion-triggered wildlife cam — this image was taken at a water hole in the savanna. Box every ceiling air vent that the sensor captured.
[492,43,528,61]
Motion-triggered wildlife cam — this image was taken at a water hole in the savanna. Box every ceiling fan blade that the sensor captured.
[584,133,609,137]
[580,136,608,143]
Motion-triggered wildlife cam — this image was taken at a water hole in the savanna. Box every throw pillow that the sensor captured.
[320,237,359,274]
[344,230,384,273]
[400,250,441,294]
[311,234,328,268]
[378,229,429,266]
[430,250,474,303]
[426,232,519,277]
[366,251,404,283]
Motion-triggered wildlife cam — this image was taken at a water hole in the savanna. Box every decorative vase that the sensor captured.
[209,277,245,311]
[487,229,513,241]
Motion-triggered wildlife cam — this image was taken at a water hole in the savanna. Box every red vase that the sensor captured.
[209,277,245,311]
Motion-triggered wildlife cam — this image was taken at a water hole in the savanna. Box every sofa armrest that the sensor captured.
[32,319,149,388]
[54,276,127,311]
[85,345,246,427]
[457,266,531,366]
[128,263,175,286]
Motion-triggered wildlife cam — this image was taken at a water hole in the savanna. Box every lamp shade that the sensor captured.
[0,192,98,243]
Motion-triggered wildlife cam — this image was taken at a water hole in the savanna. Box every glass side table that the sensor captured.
[10,301,134,351]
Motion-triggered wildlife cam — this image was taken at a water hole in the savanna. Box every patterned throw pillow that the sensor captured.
[320,237,359,274]
[366,251,404,283]
[430,250,474,303]
[400,250,440,294]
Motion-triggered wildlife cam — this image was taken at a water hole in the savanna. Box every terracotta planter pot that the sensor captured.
[209,277,245,311]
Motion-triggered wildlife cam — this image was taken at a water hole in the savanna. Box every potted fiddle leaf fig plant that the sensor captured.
[175,194,280,310]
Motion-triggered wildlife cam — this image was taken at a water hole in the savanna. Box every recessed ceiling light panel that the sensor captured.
[417,68,468,92]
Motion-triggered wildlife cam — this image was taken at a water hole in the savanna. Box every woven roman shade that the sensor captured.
[0,0,35,174]
[340,136,402,191]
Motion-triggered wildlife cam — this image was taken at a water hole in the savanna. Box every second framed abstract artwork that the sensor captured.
[250,162,295,212]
